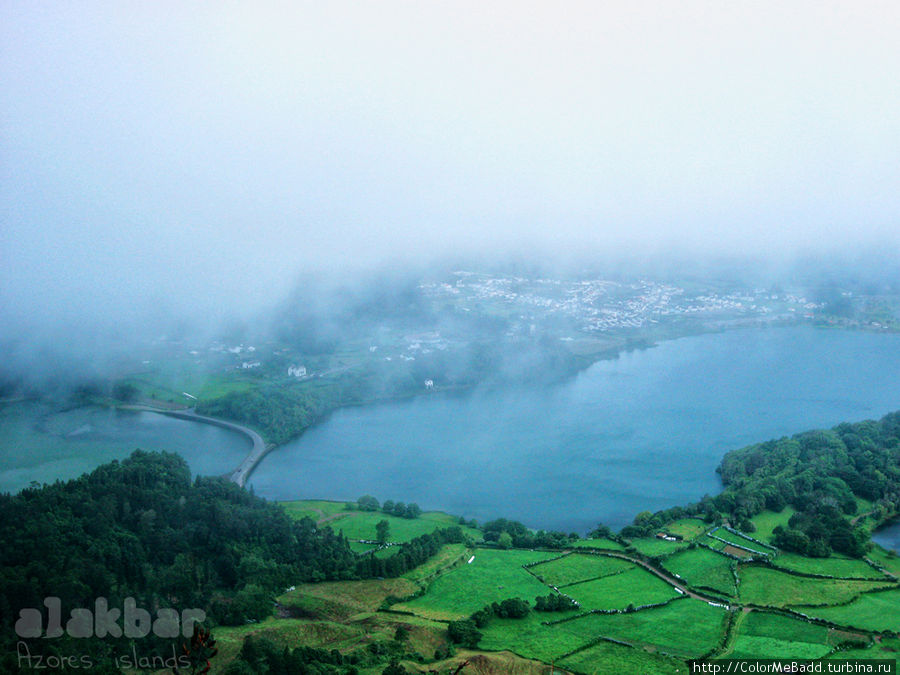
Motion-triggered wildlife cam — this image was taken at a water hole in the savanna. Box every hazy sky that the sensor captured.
[2,1,899,326]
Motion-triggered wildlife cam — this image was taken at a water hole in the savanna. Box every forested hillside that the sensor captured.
[0,451,362,671]
[715,412,900,557]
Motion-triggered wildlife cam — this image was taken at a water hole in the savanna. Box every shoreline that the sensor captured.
[125,321,882,492]
[120,405,272,487]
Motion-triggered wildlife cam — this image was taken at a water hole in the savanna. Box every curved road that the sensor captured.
[122,405,272,487]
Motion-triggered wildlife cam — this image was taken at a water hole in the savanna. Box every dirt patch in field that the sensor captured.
[430,651,565,675]
[723,545,754,559]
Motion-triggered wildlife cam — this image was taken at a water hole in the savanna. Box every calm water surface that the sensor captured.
[873,521,900,554]
[250,327,900,532]
[0,406,250,493]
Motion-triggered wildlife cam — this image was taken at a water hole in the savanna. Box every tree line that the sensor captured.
[619,411,900,558]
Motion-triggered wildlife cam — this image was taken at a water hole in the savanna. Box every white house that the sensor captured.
[288,365,307,378]
[241,361,261,369]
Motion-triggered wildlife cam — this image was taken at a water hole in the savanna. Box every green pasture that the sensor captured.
[280,499,481,542]
[795,587,900,632]
[477,612,590,664]
[558,640,685,675]
[710,527,774,555]
[565,566,680,611]
[738,565,895,608]
[827,636,900,662]
[559,598,728,658]
[664,518,709,540]
[868,545,900,578]
[771,551,888,580]
[401,543,470,583]
[569,537,626,551]
[394,549,556,620]
[703,536,729,552]
[748,508,797,543]
[529,553,632,587]
[626,537,688,558]
[729,611,831,660]
[663,547,736,596]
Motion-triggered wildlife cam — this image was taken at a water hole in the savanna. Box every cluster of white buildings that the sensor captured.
[422,273,822,334]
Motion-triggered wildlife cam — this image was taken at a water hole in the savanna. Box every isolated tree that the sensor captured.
[357,495,380,511]
[590,523,611,539]
[376,519,390,544]
[447,619,481,648]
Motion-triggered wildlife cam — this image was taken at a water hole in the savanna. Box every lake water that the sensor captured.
[248,327,900,533]
[873,521,900,554]
[0,405,250,493]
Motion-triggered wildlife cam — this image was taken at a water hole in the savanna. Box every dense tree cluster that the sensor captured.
[446,619,481,648]
[620,412,900,557]
[223,635,363,674]
[0,451,359,630]
[534,593,579,612]
[772,503,868,558]
[470,597,530,628]
[0,451,369,671]
[197,384,341,444]
[355,527,466,578]
[482,518,577,549]
[448,597,531,650]
[354,494,429,520]
[379,499,422,519]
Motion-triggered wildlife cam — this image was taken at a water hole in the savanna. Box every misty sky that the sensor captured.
[2,2,899,328]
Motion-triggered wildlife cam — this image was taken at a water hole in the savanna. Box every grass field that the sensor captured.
[213,617,366,665]
[771,551,888,580]
[626,537,688,558]
[125,369,257,403]
[395,549,557,620]
[558,640,686,675]
[570,537,626,551]
[794,587,900,632]
[702,536,728,552]
[728,611,831,659]
[565,566,680,610]
[663,547,736,596]
[400,543,470,584]
[529,553,633,587]
[279,577,420,620]
[868,545,900,578]
[710,527,774,555]
[349,540,379,553]
[559,598,728,658]
[738,565,895,608]
[748,508,797,543]
[827,636,900,662]
[280,499,481,542]
[478,612,592,664]
[664,518,709,540]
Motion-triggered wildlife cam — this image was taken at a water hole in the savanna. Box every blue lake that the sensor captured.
[249,327,900,533]
[873,521,900,554]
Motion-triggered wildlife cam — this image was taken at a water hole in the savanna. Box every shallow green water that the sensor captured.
[0,403,250,492]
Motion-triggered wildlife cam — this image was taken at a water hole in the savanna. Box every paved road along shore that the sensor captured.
[123,405,272,487]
